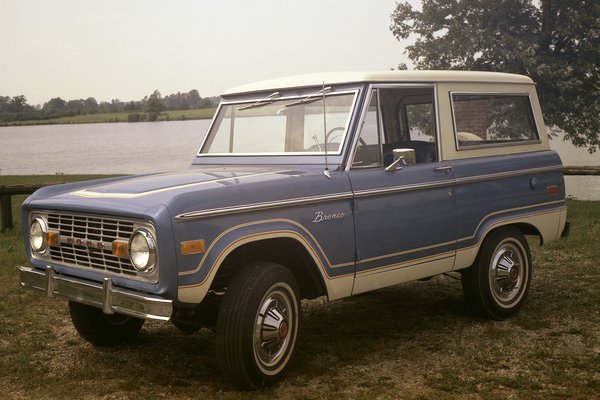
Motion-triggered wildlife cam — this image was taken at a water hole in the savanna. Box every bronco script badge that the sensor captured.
[312,211,346,223]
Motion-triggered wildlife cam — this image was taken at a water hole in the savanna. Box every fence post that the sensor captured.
[0,194,13,232]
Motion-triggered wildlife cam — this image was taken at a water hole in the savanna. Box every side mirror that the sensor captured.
[385,148,416,172]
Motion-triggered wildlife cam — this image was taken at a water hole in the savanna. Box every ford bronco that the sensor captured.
[19,71,568,388]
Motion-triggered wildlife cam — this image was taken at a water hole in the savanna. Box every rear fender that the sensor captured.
[454,203,566,270]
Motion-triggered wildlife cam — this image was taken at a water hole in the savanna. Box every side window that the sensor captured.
[452,93,539,148]
[352,87,438,168]
[352,90,382,168]
[405,103,435,142]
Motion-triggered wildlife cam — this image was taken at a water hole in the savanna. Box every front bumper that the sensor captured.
[19,265,173,321]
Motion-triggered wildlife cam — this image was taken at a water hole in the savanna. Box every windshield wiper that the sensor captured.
[279,87,332,110]
[238,91,280,111]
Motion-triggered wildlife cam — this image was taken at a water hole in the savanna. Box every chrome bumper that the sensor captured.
[19,265,173,321]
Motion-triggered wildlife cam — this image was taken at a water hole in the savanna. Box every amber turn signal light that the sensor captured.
[46,230,60,246]
[181,239,206,255]
[112,240,128,258]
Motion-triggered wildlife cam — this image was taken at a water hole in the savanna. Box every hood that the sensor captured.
[67,168,289,199]
[24,166,350,219]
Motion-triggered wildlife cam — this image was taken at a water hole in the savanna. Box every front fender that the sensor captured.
[176,218,355,304]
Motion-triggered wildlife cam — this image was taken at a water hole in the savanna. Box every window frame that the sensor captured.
[197,89,359,157]
[450,91,542,151]
[347,83,440,170]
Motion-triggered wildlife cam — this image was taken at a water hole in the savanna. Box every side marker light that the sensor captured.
[547,185,559,196]
[181,240,206,255]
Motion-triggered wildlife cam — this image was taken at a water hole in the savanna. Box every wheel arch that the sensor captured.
[479,222,537,251]
[513,222,543,244]
[177,220,346,304]
[209,236,328,300]
[455,219,544,271]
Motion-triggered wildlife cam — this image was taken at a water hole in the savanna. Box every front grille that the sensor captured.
[47,212,137,276]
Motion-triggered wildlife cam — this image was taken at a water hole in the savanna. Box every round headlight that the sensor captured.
[29,217,47,253]
[128,229,156,272]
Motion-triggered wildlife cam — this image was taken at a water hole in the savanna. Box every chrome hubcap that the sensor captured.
[253,287,294,369]
[489,240,527,307]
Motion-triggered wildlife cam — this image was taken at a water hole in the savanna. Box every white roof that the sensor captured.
[223,70,533,96]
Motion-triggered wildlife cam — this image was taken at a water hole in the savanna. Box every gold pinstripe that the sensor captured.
[179,218,355,277]
[356,251,456,277]
[177,201,564,291]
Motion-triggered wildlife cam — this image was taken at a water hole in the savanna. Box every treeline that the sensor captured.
[0,89,219,123]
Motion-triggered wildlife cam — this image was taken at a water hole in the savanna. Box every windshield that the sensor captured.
[199,91,356,155]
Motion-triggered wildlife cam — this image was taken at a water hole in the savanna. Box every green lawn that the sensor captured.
[0,176,598,399]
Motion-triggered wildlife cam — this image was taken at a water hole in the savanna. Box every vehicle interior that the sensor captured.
[352,87,438,169]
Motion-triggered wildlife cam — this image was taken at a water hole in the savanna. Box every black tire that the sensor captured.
[461,227,532,320]
[68,301,144,346]
[216,262,300,389]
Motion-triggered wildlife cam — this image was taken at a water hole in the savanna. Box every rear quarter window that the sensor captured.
[451,93,539,149]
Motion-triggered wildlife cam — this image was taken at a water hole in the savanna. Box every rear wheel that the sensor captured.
[68,301,144,346]
[216,262,300,389]
[461,227,532,320]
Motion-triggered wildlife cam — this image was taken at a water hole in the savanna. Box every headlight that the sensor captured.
[29,217,47,253]
[128,229,157,272]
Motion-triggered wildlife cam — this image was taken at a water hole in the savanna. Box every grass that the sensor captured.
[1,176,598,399]
[0,108,216,126]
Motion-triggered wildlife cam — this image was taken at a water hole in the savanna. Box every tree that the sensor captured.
[43,97,67,116]
[145,90,165,113]
[187,89,201,108]
[124,101,137,112]
[390,0,600,151]
[67,99,86,115]
[8,95,30,113]
[0,96,10,113]
[144,90,165,121]
[84,97,98,114]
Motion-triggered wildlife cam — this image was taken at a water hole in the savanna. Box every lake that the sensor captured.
[1,121,599,200]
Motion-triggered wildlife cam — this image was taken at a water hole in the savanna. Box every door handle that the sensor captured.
[434,165,453,173]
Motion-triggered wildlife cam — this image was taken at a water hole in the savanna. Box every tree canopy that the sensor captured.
[391,0,600,151]
[0,89,218,124]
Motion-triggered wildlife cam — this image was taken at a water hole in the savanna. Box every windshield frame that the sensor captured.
[196,88,359,157]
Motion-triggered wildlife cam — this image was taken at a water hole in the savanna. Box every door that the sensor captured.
[348,86,457,294]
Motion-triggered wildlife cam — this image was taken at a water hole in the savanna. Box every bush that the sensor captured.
[127,113,142,123]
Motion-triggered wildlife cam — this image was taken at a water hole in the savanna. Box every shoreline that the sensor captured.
[0,107,216,127]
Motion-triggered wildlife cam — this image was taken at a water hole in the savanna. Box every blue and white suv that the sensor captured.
[20,71,569,388]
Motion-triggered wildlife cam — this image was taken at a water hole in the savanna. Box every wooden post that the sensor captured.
[563,166,600,176]
[0,194,13,232]
[0,183,51,233]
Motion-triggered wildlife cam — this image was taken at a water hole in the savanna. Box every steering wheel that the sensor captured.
[325,126,345,143]
[306,127,346,152]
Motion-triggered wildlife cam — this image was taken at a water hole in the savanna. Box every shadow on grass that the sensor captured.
[61,275,471,392]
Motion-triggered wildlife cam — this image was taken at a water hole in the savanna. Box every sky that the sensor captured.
[0,0,418,106]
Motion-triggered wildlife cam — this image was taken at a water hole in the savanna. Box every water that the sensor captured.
[1,121,599,199]
[0,120,211,175]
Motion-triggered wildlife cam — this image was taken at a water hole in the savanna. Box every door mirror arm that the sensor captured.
[384,156,406,172]
[385,148,416,172]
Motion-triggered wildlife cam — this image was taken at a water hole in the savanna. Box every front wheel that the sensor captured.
[461,227,532,320]
[216,262,300,389]
[68,301,144,346]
